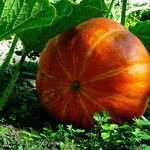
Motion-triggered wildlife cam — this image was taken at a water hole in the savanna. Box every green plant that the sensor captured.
[88,112,150,149]
[0,109,150,149]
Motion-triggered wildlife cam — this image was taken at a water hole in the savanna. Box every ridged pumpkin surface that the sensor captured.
[36,18,150,129]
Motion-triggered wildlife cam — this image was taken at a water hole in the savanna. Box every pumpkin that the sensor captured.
[36,18,150,129]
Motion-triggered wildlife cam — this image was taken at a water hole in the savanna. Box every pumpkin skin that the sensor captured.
[36,18,150,129]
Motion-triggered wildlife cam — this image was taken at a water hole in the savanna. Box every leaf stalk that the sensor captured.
[0,50,26,111]
[121,0,127,26]
[0,35,19,75]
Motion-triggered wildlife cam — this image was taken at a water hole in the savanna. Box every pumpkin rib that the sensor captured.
[102,95,148,118]
[56,87,71,102]
[81,63,149,84]
[81,66,150,100]
[62,93,73,117]
[55,46,72,81]
[77,92,93,124]
[80,89,106,111]
[39,71,57,79]
[81,86,101,94]
[72,49,79,78]
[41,82,70,105]
[76,52,89,80]
[113,90,147,100]
[105,93,146,102]
[77,29,127,80]
[88,29,127,56]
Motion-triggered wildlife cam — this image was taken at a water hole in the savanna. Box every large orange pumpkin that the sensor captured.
[36,18,150,129]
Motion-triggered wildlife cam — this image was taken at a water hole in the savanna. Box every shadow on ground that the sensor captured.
[0,60,60,131]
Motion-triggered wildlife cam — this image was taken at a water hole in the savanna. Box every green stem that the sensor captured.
[0,35,19,75]
[0,51,26,111]
[121,0,127,26]
[106,0,115,18]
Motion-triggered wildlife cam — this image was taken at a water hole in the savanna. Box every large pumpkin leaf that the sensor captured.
[81,0,107,10]
[19,0,107,54]
[0,0,56,41]
[54,0,74,17]
[130,20,150,53]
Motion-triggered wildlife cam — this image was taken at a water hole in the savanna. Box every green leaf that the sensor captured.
[75,129,85,133]
[101,124,118,131]
[141,145,150,150]
[101,132,110,140]
[81,0,108,10]
[134,116,150,127]
[54,0,74,17]
[120,124,131,130]
[19,0,107,54]
[21,130,41,139]
[17,145,24,150]
[132,128,141,137]
[93,112,102,122]
[110,124,119,130]
[0,127,9,134]
[0,0,56,41]
[130,20,150,53]
[59,142,65,150]
[140,134,150,140]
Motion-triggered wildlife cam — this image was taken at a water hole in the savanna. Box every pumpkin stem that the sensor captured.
[71,80,80,91]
